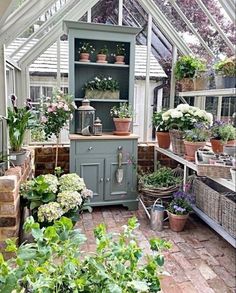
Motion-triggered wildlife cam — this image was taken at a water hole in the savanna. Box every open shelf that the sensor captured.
[74,98,128,102]
[178,88,236,97]
[74,61,129,68]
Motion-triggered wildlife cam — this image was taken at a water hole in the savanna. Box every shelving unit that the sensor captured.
[156,146,236,247]
[74,61,129,68]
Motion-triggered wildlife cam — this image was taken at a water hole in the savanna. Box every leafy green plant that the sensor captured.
[84,76,119,92]
[184,124,210,142]
[116,43,126,56]
[174,56,206,81]
[98,45,109,55]
[78,42,95,54]
[0,216,171,292]
[211,120,236,143]
[140,166,182,188]
[110,103,133,118]
[21,173,92,225]
[215,56,236,76]
[152,110,170,132]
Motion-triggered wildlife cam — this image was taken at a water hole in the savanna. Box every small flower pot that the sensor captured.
[156,131,170,149]
[179,78,194,92]
[230,167,236,184]
[115,55,125,64]
[210,138,235,154]
[113,118,132,135]
[168,211,189,232]
[184,141,206,161]
[96,54,107,63]
[79,53,90,62]
[215,75,236,89]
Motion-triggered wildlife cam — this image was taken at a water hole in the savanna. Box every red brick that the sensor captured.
[5,167,22,181]
[212,266,236,288]
[160,275,184,293]
[208,277,232,293]
[179,282,198,293]
[0,210,20,227]
[172,251,194,271]
[0,222,20,240]
[184,269,215,293]
[0,194,20,216]
[0,175,17,192]
[0,184,19,202]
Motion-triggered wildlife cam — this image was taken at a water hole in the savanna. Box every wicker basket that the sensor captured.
[192,178,231,223]
[221,193,236,238]
[195,152,232,179]
[169,129,185,156]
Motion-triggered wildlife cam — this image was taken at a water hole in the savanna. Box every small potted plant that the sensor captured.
[7,96,35,166]
[167,189,193,232]
[110,103,133,135]
[78,42,95,62]
[174,56,206,91]
[214,56,236,89]
[97,45,109,63]
[152,110,170,149]
[84,76,120,100]
[183,123,210,161]
[115,43,126,64]
[210,121,236,153]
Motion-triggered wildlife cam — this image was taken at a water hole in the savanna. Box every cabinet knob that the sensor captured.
[100,178,104,182]
[106,178,110,182]
[88,146,93,151]
[118,146,123,150]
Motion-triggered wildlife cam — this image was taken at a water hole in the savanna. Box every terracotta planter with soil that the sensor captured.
[168,211,189,232]
[113,118,132,135]
[210,138,235,154]
[156,131,170,149]
[96,54,107,63]
[79,53,90,62]
[184,141,206,161]
[115,55,125,64]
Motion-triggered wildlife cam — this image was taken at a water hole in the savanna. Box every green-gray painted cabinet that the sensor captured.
[64,21,141,210]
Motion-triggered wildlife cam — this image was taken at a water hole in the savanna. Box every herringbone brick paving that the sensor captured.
[76,205,236,293]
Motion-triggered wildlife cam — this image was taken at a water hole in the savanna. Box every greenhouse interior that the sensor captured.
[0,0,235,292]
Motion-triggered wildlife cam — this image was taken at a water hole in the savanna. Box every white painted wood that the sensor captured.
[178,88,236,97]
[143,14,152,142]
[217,96,223,120]
[118,0,123,25]
[196,0,234,52]
[87,8,91,22]
[0,0,57,46]
[57,37,61,89]
[137,0,192,55]
[218,0,235,22]
[0,0,18,28]
[169,45,177,109]
[169,0,215,58]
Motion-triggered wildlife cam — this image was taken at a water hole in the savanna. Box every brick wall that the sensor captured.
[138,144,155,173]
[35,146,69,176]
[0,151,33,254]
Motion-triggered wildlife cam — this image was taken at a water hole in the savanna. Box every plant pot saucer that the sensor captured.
[184,154,195,161]
[115,61,125,64]
[113,131,131,136]
[96,60,108,63]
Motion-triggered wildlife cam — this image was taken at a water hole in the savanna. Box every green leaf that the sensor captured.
[155,255,164,266]
[31,228,44,241]
[107,283,122,293]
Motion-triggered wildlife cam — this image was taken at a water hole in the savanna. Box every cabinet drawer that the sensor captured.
[75,140,134,155]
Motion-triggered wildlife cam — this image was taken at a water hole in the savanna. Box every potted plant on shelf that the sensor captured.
[110,103,133,135]
[210,120,236,153]
[152,110,170,149]
[7,96,35,166]
[167,189,193,232]
[193,69,209,91]
[174,56,206,92]
[183,123,210,161]
[96,45,109,63]
[214,56,236,89]
[115,43,126,64]
[162,104,213,156]
[84,76,120,100]
[78,42,95,62]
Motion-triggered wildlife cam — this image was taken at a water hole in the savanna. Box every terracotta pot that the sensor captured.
[168,211,189,232]
[79,53,90,62]
[96,54,107,63]
[156,131,170,149]
[210,138,235,154]
[184,141,206,161]
[113,118,132,134]
[115,55,125,64]
[179,78,194,92]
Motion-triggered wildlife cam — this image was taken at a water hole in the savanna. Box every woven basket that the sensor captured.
[192,178,231,223]
[221,193,236,238]
[169,129,185,156]
[195,152,232,179]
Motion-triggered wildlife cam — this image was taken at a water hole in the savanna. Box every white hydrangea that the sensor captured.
[57,190,82,212]
[81,188,93,199]
[42,174,58,193]
[206,112,213,125]
[59,173,86,192]
[37,202,64,223]
[194,109,207,118]
[170,110,183,119]
[176,104,190,113]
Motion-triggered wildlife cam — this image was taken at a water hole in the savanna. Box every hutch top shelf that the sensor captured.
[178,88,236,97]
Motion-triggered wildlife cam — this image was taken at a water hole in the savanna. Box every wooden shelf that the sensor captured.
[74,98,128,102]
[192,205,236,248]
[74,61,129,68]
[178,88,236,97]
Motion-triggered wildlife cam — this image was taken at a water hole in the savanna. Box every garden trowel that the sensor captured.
[116,151,123,184]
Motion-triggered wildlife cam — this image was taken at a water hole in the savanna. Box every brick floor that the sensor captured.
[76,205,236,293]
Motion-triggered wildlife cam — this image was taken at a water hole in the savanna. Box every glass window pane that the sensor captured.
[30,86,40,102]
[42,87,53,97]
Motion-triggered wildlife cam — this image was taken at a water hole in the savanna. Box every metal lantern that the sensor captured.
[75,99,95,134]
[94,117,102,136]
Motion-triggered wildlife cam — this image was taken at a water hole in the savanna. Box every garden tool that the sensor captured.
[116,151,123,184]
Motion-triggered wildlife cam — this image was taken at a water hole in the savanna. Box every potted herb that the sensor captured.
[210,121,236,153]
[152,110,170,149]
[78,42,95,62]
[167,189,193,232]
[174,56,206,91]
[84,76,120,100]
[215,56,236,89]
[97,45,109,63]
[7,96,35,166]
[110,103,133,135]
[183,123,210,161]
[115,43,126,64]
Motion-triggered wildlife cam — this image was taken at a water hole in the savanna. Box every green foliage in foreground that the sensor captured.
[0,217,171,293]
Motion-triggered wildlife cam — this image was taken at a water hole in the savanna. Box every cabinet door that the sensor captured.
[75,157,104,202]
[104,157,133,201]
